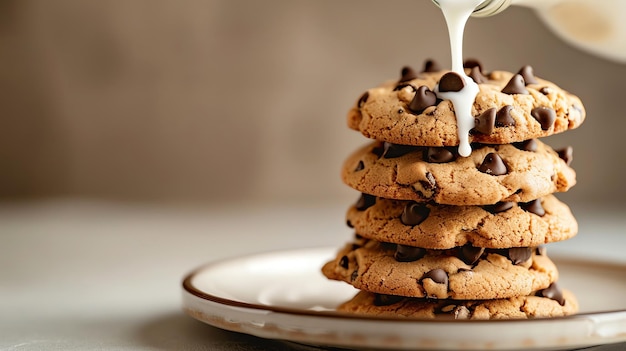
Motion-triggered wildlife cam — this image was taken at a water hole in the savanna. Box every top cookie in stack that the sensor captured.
[348,61,585,149]
[322,60,583,320]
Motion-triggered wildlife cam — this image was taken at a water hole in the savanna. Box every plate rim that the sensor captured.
[181,246,626,323]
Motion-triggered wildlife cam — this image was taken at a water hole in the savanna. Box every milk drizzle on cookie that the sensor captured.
[434,0,483,157]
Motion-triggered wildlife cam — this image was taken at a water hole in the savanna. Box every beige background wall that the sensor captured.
[1,0,624,205]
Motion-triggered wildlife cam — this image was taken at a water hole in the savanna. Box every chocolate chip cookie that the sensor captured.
[348,64,585,147]
[346,194,577,249]
[322,239,558,300]
[342,140,575,205]
[338,286,578,319]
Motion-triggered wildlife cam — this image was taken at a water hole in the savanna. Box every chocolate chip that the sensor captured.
[358,91,369,108]
[459,244,485,265]
[483,201,515,214]
[350,269,358,282]
[373,293,403,306]
[508,247,532,265]
[422,59,441,73]
[418,172,438,198]
[478,153,507,175]
[422,269,448,285]
[474,108,496,134]
[339,255,349,269]
[464,59,487,83]
[469,66,488,84]
[425,147,455,163]
[496,105,515,127]
[463,59,483,72]
[513,139,538,152]
[539,87,551,95]
[394,245,427,262]
[517,65,538,85]
[538,282,565,306]
[399,66,418,82]
[424,172,437,190]
[408,85,438,114]
[371,143,385,158]
[346,220,354,228]
[400,202,431,226]
[531,107,556,130]
[520,199,545,217]
[354,160,365,172]
[355,193,376,211]
[382,142,418,159]
[536,246,547,256]
[557,146,573,166]
[438,72,465,92]
[501,74,528,95]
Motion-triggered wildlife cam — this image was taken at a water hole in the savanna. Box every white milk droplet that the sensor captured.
[435,0,483,157]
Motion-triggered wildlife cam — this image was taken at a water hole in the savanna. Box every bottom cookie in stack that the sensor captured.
[338,287,578,320]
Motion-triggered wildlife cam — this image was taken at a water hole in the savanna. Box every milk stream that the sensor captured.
[434,0,483,157]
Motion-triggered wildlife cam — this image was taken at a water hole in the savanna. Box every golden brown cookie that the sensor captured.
[346,194,577,249]
[348,66,585,147]
[337,287,578,319]
[342,140,575,205]
[322,239,558,300]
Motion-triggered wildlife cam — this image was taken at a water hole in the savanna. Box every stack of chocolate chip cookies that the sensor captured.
[322,60,584,319]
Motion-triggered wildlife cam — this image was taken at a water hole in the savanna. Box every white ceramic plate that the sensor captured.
[182,247,626,351]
